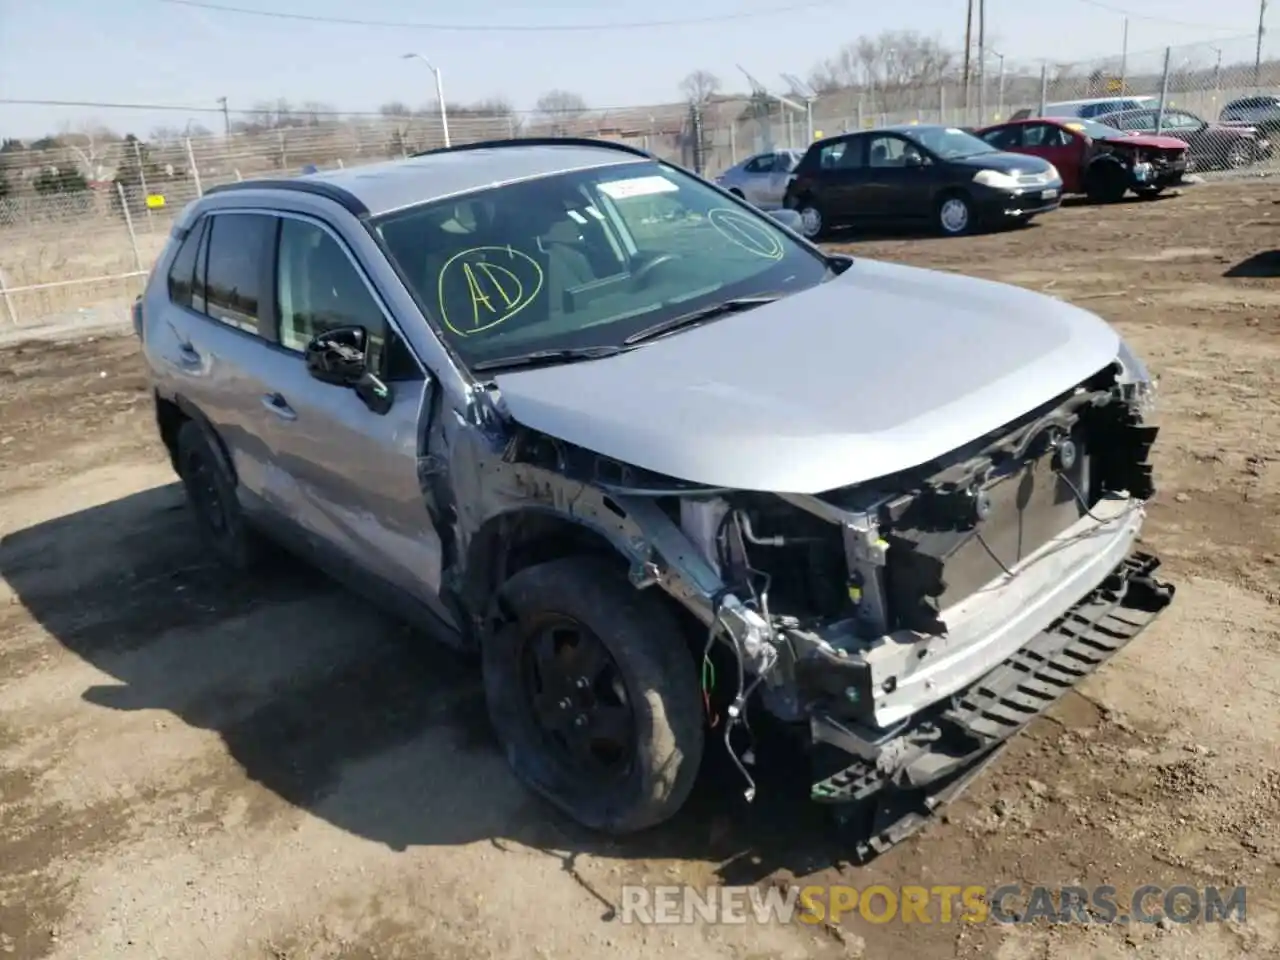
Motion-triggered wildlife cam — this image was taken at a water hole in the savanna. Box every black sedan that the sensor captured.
[782,124,1064,238]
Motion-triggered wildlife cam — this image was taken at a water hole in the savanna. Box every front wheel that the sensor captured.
[1085,162,1129,203]
[936,192,975,236]
[482,557,705,834]
[1134,185,1164,200]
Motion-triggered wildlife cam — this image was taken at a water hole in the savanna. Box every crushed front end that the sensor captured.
[667,357,1175,859]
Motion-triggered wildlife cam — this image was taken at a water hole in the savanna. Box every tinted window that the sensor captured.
[1023,124,1073,148]
[819,139,860,169]
[982,126,1021,149]
[166,217,206,307]
[373,160,829,370]
[868,136,909,167]
[743,154,774,173]
[204,213,273,333]
[1165,111,1201,130]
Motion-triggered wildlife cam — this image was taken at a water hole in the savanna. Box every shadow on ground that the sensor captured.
[1223,250,1280,278]
[0,484,850,889]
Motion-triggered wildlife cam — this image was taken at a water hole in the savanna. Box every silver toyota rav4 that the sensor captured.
[135,137,1174,858]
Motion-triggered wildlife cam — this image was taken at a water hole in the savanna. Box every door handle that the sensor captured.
[176,342,202,367]
[261,392,297,421]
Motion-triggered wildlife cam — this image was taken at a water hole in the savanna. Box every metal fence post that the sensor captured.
[116,181,144,280]
[1157,47,1172,133]
[184,137,203,196]
[132,138,154,233]
[940,82,946,124]
[1038,64,1048,117]
[0,265,17,327]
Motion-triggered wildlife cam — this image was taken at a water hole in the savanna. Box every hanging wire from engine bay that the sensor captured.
[700,508,789,804]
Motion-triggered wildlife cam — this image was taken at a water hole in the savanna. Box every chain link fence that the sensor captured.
[2,33,1276,329]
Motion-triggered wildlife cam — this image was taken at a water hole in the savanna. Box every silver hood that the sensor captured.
[494,258,1121,494]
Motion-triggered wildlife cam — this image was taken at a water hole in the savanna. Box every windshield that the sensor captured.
[906,126,999,159]
[1050,117,1131,139]
[371,159,830,369]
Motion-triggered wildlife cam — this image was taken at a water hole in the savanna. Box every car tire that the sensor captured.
[1134,185,1164,200]
[1084,162,1128,203]
[794,198,825,239]
[482,556,704,835]
[175,419,265,571]
[936,191,975,236]
[1224,141,1253,169]
[728,188,745,199]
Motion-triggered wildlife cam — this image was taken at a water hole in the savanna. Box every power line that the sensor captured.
[1065,0,1253,32]
[157,0,851,32]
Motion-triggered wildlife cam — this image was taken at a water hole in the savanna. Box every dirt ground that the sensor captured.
[1,180,1278,960]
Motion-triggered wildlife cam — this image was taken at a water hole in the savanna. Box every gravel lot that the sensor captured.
[1,179,1278,960]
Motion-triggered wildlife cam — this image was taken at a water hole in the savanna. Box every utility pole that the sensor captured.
[977,0,986,124]
[1256,0,1269,89]
[963,0,974,113]
[1120,18,1129,93]
[216,96,230,138]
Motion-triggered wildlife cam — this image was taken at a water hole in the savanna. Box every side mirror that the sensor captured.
[904,152,925,168]
[305,325,368,386]
[767,208,804,232]
[304,325,395,414]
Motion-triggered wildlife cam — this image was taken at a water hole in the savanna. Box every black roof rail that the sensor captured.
[410,137,654,160]
[201,178,369,217]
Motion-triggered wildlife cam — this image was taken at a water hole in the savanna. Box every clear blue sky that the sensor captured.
[0,0,1270,138]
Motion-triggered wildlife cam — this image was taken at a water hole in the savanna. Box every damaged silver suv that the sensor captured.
[135,138,1174,858]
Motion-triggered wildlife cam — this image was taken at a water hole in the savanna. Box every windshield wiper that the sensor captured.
[470,345,627,372]
[623,296,780,346]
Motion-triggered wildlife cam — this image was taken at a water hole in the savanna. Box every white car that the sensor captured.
[713,149,804,209]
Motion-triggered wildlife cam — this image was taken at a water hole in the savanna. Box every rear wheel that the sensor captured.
[794,198,825,239]
[481,557,704,834]
[1224,140,1253,169]
[936,192,975,236]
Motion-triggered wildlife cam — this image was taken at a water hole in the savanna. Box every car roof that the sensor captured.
[205,139,652,218]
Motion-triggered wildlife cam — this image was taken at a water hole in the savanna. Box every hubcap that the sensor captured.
[1228,145,1249,168]
[521,617,635,782]
[799,206,822,237]
[940,198,969,233]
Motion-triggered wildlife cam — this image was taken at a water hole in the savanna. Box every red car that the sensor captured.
[975,117,1189,202]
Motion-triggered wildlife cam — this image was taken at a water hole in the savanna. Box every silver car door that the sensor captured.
[742,153,775,206]
[154,211,283,509]
[253,212,453,624]
[763,151,798,208]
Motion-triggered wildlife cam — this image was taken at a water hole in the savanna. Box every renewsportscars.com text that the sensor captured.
[619,884,1248,926]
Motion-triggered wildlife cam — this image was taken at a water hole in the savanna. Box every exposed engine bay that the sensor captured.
[657,357,1169,817]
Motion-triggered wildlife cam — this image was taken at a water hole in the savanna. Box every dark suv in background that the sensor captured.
[1097,106,1272,171]
[1220,95,1280,135]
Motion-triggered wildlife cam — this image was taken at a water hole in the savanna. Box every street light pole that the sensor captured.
[402,53,450,147]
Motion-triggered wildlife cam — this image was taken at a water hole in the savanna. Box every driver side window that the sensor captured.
[275,217,418,380]
[743,154,775,173]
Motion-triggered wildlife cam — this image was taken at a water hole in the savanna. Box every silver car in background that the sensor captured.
[714,149,804,209]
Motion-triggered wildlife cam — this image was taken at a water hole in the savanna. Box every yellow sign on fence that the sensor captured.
[145,194,166,209]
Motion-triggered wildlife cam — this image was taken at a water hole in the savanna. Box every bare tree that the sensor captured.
[679,69,721,104]
[298,101,337,127]
[809,30,954,94]
[58,123,119,181]
[535,90,588,134]
[379,101,413,118]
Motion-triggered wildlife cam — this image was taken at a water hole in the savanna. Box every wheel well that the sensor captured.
[461,509,706,655]
[463,511,627,618]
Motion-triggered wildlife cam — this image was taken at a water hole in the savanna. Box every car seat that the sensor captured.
[870,142,888,166]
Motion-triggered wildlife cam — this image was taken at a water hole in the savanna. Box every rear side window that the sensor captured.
[982,126,1021,149]
[165,217,207,308]
[204,213,275,334]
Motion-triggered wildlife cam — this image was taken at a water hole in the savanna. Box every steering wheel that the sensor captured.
[630,252,683,289]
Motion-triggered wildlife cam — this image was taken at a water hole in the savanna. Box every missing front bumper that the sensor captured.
[808,550,1174,862]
